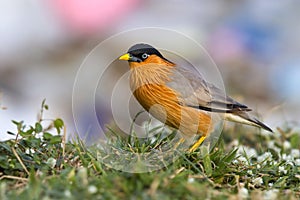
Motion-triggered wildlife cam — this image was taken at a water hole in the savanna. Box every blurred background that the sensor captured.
[1,0,299,141]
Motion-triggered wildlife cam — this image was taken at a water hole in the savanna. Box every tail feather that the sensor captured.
[224,112,273,132]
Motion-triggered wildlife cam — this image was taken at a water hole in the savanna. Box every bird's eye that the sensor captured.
[141,53,149,59]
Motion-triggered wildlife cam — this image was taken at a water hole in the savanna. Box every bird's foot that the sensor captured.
[188,136,207,153]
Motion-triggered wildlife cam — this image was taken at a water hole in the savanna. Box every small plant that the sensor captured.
[0,99,65,177]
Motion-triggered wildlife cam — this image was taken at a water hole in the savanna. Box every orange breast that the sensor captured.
[129,59,212,137]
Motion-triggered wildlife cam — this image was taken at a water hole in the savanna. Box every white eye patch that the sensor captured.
[141,53,149,59]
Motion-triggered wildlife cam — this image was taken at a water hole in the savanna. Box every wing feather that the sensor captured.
[166,64,249,113]
[164,62,272,132]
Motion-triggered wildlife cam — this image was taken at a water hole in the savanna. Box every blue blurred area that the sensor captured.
[227,18,278,61]
[0,0,299,140]
[271,62,300,101]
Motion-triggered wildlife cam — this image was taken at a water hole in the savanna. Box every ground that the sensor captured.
[0,102,299,199]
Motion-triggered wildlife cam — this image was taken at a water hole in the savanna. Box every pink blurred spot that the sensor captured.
[209,28,246,62]
[49,0,139,34]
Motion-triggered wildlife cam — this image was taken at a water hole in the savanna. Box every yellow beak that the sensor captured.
[119,53,130,61]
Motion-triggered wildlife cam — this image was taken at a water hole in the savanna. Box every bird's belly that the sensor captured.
[133,84,212,137]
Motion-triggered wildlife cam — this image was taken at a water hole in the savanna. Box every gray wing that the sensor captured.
[166,64,251,113]
[166,63,273,132]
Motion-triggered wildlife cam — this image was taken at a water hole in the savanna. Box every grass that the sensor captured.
[0,101,300,199]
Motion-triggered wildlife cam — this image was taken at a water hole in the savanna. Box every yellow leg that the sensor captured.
[174,138,185,149]
[189,135,207,152]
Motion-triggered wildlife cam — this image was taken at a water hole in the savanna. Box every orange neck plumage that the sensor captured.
[129,55,175,88]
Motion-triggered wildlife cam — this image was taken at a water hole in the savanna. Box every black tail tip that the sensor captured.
[255,119,273,133]
[264,126,274,133]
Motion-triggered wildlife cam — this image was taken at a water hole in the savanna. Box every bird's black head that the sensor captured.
[119,43,165,63]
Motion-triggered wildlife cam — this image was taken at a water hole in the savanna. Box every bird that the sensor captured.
[119,43,273,152]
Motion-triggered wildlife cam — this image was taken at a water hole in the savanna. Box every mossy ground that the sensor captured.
[0,101,299,199]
